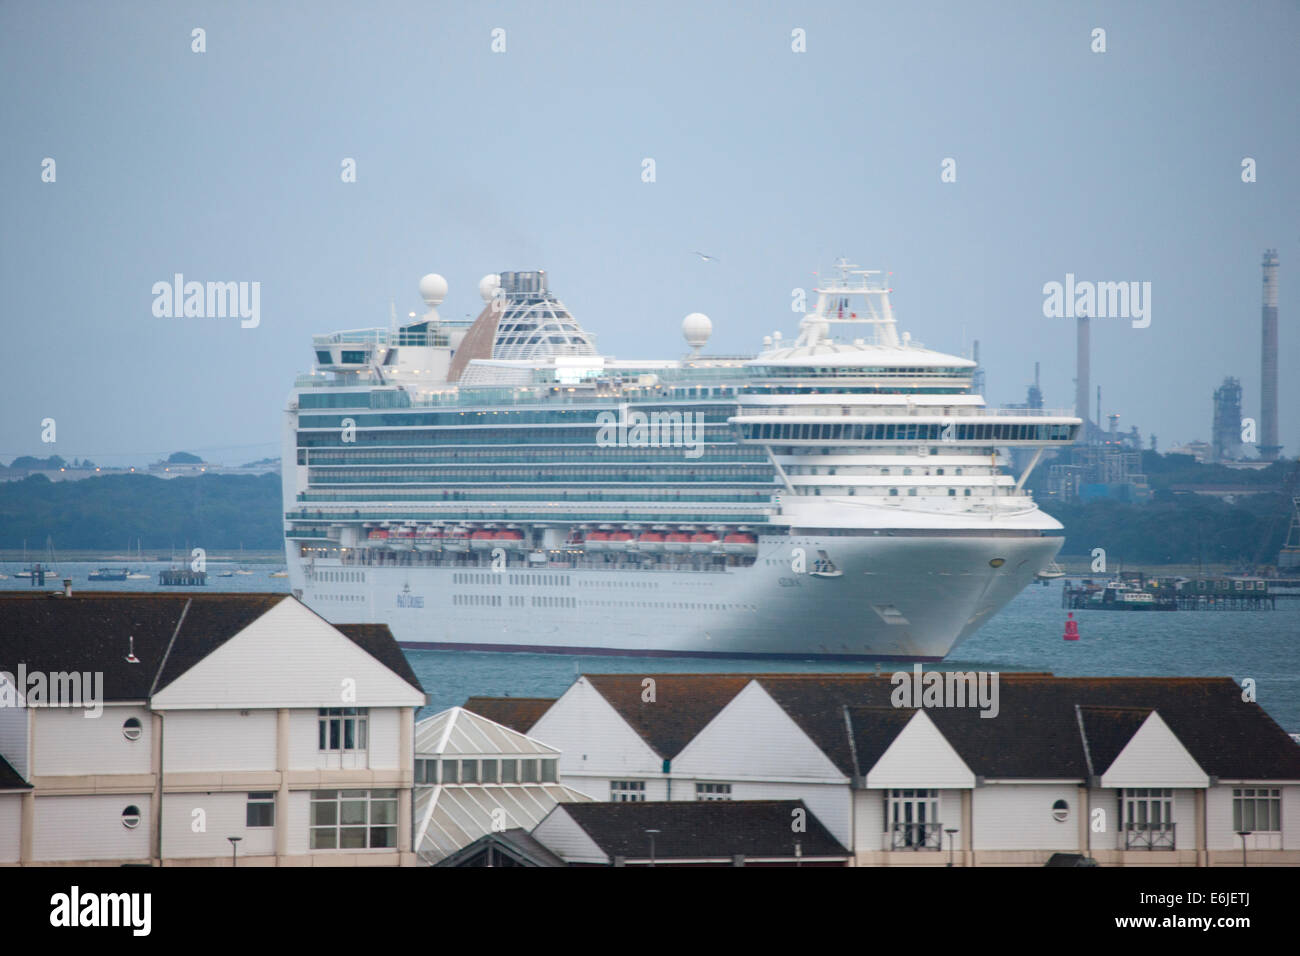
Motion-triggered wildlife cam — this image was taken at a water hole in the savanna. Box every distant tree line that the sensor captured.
[0,473,283,551]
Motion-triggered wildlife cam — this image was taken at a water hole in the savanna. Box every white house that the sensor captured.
[479,673,1300,866]
[0,592,426,866]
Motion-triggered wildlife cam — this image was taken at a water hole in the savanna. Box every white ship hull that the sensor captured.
[291,532,1061,660]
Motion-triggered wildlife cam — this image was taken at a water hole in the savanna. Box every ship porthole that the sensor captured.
[989,558,1005,568]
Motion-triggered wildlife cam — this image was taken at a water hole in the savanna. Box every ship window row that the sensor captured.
[800,487,975,497]
[532,596,576,608]
[741,422,1075,442]
[300,410,736,428]
[580,579,658,589]
[453,572,573,587]
[298,430,735,448]
[583,600,755,612]
[303,447,768,465]
[311,570,366,583]
[297,490,775,504]
[417,758,558,785]
[787,466,973,476]
[311,592,366,602]
[754,366,972,378]
[453,594,502,607]
[308,466,773,484]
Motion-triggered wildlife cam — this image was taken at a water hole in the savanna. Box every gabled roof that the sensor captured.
[582,674,755,759]
[435,828,567,867]
[415,706,559,756]
[0,592,422,701]
[577,673,1300,781]
[0,754,29,791]
[415,781,593,863]
[462,696,555,734]
[543,800,848,862]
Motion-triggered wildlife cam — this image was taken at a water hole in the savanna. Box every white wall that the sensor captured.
[32,705,152,776]
[853,789,884,852]
[32,793,152,862]
[673,682,846,784]
[163,710,277,772]
[530,679,663,778]
[972,785,1080,851]
[0,677,29,780]
[367,708,401,770]
[1207,784,1296,851]
[0,793,21,863]
[162,790,274,859]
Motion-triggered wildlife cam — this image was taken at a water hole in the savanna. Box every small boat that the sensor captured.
[88,568,129,581]
[268,569,289,578]
[610,531,636,552]
[415,528,444,552]
[1035,562,1066,581]
[125,570,150,580]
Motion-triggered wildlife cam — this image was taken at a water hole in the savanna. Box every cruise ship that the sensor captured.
[282,262,1081,660]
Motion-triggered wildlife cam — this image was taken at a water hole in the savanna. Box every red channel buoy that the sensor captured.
[1063,612,1080,641]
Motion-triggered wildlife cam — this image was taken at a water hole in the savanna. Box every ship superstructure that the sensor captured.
[283,262,1081,659]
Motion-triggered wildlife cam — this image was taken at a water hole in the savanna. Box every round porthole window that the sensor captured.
[122,717,142,741]
[122,805,141,829]
[989,558,1006,568]
[1052,799,1069,823]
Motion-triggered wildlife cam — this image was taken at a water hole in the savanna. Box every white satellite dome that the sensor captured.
[682,312,712,350]
[418,273,448,308]
[478,273,502,302]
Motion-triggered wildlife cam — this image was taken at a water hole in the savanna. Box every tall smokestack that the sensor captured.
[1075,316,1090,436]
[1260,249,1280,461]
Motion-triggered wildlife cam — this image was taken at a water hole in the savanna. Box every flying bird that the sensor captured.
[691,251,720,263]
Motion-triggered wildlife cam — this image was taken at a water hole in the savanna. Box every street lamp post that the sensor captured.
[944,828,959,867]
[645,829,660,867]
[227,836,242,868]
[1237,830,1251,867]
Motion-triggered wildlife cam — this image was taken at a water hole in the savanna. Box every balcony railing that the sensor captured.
[1124,821,1176,850]
[890,821,943,851]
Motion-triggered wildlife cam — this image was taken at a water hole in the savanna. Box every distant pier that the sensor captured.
[1062,574,1276,611]
[158,569,206,586]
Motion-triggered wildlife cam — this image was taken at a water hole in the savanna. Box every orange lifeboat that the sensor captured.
[723,532,758,555]
[470,530,497,552]
[494,529,526,551]
[689,532,719,554]
[586,531,611,552]
[665,532,692,553]
[444,528,471,552]
[637,532,666,553]
[610,531,636,551]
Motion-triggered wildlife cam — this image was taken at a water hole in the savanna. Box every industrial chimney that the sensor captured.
[1259,250,1280,461]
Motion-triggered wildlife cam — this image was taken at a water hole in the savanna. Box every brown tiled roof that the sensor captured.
[0,592,422,699]
[579,672,1300,781]
[583,674,756,759]
[552,800,848,861]
[462,696,555,733]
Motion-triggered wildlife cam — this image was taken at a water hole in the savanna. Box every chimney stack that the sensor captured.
[1260,249,1280,461]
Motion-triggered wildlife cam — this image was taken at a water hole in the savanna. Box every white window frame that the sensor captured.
[610,780,646,802]
[888,789,941,850]
[309,789,398,851]
[1233,788,1281,833]
[696,782,732,801]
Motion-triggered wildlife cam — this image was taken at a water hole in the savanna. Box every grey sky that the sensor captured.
[2,0,1296,466]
